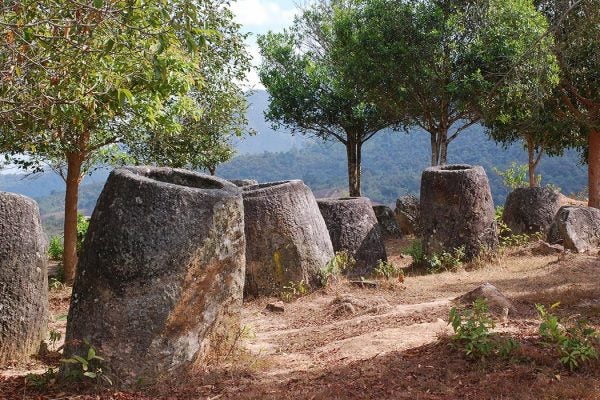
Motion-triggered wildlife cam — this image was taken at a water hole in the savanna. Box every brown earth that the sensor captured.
[1,239,600,399]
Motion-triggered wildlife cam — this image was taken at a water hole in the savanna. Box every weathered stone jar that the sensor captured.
[420,164,498,260]
[63,167,245,387]
[503,187,561,235]
[243,180,334,297]
[0,192,48,366]
[318,197,387,276]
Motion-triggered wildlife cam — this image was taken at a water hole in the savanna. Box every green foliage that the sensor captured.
[495,209,543,248]
[426,246,466,274]
[48,236,64,261]
[76,213,89,254]
[61,339,112,385]
[448,298,519,360]
[536,303,599,371]
[26,368,57,390]
[402,240,426,265]
[280,280,309,303]
[321,251,356,286]
[373,260,403,280]
[493,162,531,191]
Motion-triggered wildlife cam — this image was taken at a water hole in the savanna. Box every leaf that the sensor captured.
[93,0,103,7]
[87,346,96,361]
[83,371,97,379]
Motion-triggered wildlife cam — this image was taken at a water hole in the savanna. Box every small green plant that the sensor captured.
[495,208,542,248]
[536,303,599,371]
[402,240,425,265]
[374,260,403,280]
[321,251,355,285]
[448,298,519,360]
[61,339,112,385]
[426,246,465,273]
[26,368,56,389]
[280,280,309,302]
[493,162,537,191]
[48,329,62,350]
[48,236,64,261]
[76,213,89,254]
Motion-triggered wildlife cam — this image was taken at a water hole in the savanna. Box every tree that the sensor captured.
[257,2,393,197]
[541,0,600,207]
[0,0,249,282]
[332,0,559,166]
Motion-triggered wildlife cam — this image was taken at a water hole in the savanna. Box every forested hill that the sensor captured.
[218,124,587,206]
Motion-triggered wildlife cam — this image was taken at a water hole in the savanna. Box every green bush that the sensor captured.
[76,213,89,254]
[321,251,355,286]
[374,260,403,280]
[48,236,64,261]
[426,246,465,273]
[448,298,519,360]
[61,339,112,385]
[402,240,425,264]
[536,303,599,371]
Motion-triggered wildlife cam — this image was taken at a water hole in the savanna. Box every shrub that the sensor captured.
[321,251,355,286]
[61,339,112,385]
[48,236,64,261]
[76,213,89,254]
[448,298,519,360]
[374,260,404,280]
[536,303,599,371]
[280,280,309,302]
[402,240,425,265]
[426,246,465,273]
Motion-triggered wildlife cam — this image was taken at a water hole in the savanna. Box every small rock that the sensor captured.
[348,280,380,289]
[266,301,285,313]
[531,240,564,256]
[455,283,517,319]
[333,302,356,316]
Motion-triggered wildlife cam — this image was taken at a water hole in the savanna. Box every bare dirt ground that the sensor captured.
[2,238,600,399]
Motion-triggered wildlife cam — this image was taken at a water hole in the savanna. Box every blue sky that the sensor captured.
[230,0,300,89]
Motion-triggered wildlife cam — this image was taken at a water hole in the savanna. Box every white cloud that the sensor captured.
[231,0,298,30]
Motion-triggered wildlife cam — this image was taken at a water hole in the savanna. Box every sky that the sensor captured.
[230,0,300,89]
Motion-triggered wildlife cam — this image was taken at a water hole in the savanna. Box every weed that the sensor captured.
[495,208,542,248]
[48,236,64,261]
[76,213,89,254]
[321,251,355,286]
[61,339,112,385]
[402,240,426,264]
[26,368,56,389]
[280,280,309,302]
[448,298,519,360]
[536,303,599,371]
[48,329,62,350]
[426,246,465,273]
[374,260,403,280]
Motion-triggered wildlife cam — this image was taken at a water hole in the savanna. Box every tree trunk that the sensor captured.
[346,138,361,197]
[526,136,538,188]
[439,129,449,165]
[63,152,84,284]
[589,129,600,209]
[430,134,439,166]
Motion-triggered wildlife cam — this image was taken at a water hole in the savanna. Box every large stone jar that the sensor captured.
[243,180,334,297]
[318,198,387,276]
[0,193,48,366]
[63,167,245,387]
[420,165,498,260]
[503,187,561,235]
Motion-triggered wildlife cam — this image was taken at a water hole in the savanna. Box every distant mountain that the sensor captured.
[0,91,588,236]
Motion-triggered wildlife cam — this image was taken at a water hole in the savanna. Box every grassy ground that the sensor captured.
[1,239,599,399]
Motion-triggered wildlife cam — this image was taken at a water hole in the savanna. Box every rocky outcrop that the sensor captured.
[243,180,334,297]
[0,193,48,366]
[547,206,600,253]
[373,205,402,238]
[503,187,561,235]
[63,167,245,387]
[318,197,387,276]
[395,195,420,235]
[420,165,498,260]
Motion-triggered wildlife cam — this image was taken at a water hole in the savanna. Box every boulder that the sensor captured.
[0,193,48,366]
[318,197,387,276]
[420,164,498,260]
[243,180,334,297]
[547,206,600,253]
[63,167,245,387]
[395,195,420,235]
[373,205,402,238]
[229,179,258,187]
[455,283,517,319]
[531,240,564,256]
[503,187,561,235]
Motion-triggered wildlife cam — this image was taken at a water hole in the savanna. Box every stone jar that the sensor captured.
[63,167,245,387]
[243,180,334,297]
[0,192,48,366]
[420,164,498,260]
[318,198,387,276]
[503,187,561,235]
